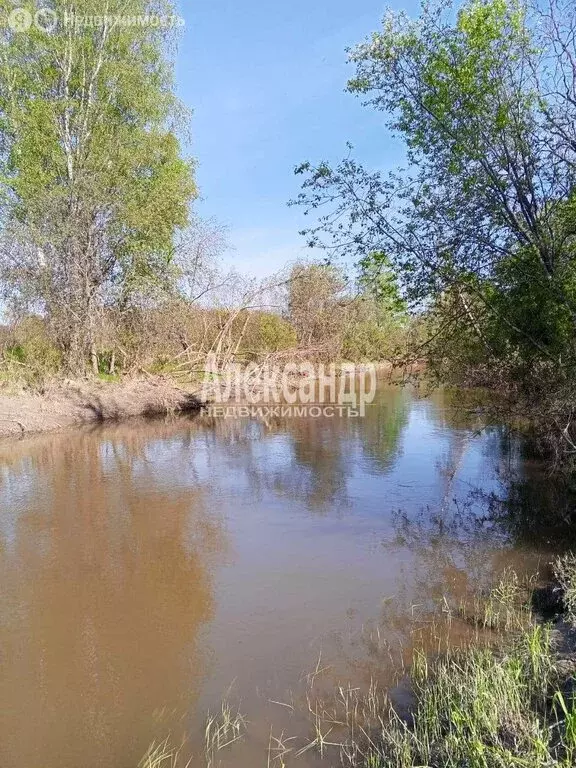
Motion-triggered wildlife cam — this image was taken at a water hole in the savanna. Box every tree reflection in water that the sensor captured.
[0,424,226,768]
[0,386,569,768]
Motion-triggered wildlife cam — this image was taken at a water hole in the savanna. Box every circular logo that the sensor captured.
[8,8,33,32]
[35,8,58,32]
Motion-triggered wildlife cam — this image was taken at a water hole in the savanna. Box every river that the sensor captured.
[0,384,567,767]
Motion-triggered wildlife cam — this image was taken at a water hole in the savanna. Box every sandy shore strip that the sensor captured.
[0,378,203,438]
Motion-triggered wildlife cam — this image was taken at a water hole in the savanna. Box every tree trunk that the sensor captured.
[90,343,99,376]
[64,322,88,377]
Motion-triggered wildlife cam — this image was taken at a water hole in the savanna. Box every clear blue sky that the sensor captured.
[175,0,419,278]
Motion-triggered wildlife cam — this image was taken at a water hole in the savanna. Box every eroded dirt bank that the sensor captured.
[0,378,202,438]
[0,361,421,439]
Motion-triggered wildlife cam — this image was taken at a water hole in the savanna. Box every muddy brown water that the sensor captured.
[0,385,567,767]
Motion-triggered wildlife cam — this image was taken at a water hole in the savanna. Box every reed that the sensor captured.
[294,563,576,767]
[204,699,246,768]
[139,560,576,767]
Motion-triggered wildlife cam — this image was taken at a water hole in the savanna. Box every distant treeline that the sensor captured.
[0,260,413,386]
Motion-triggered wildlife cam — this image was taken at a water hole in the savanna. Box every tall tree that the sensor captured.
[288,262,347,348]
[294,0,576,441]
[0,0,196,373]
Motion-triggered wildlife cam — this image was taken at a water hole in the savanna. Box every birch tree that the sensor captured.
[0,0,196,373]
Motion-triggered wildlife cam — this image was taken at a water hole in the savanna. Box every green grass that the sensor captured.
[294,563,576,768]
[376,627,557,767]
[139,699,247,768]
[97,372,121,383]
[139,561,576,767]
[556,554,576,623]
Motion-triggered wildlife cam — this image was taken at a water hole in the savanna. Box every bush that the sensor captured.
[0,316,62,387]
[240,312,297,356]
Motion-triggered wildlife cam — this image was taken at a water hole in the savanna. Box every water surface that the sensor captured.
[0,385,564,767]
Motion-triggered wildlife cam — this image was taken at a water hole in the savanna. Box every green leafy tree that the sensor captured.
[359,251,407,317]
[0,0,196,373]
[287,262,348,349]
[294,0,576,453]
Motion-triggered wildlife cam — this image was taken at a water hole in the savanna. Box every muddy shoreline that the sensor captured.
[0,378,203,439]
[0,361,420,440]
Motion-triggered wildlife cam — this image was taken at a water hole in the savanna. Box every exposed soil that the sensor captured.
[0,378,203,438]
[0,360,423,441]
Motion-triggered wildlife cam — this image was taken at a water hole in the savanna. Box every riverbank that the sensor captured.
[0,361,411,439]
[279,562,576,767]
[0,377,203,438]
[334,567,576,768]
[158,561,576,768]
